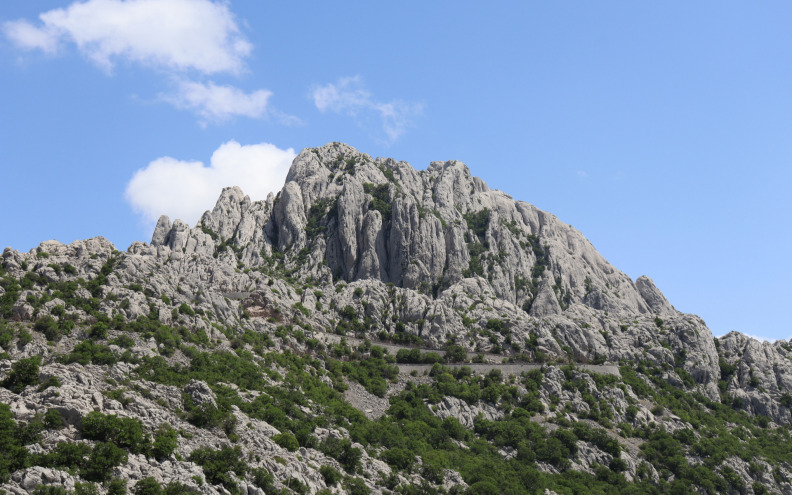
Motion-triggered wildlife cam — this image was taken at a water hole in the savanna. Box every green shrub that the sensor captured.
[162,482,193,495]
[2,355,41,393]
[318,437,361,473]
[320,465,342,486]
[293,302,310,317]
[60,341,118,366]
[340,354,397,397]
[274,432,300,452]
[609,457,628,472]
[81,412,149,453]
[0,279,21,319]
[133,477,162,495]
[74,482,99,495]
[444,344,467,363]
[467,481,500,495]
[0,321,13,350]
[89,322,108,340]
[110,334,136,349]
[33,487,69,495]
[572,422,620,457]
[178,303,195,317]
[14,413,46,446]
[363,183,392,222]
[32,441,91,471]
[132,479,193,495]
[151,424,178,460]
[382,447,415,471]
[464,209,490,241]
[285,478,309,495]
[339,305,357,320]
[81,442,128,482]
[343,477,370,495]
[35,316,62,341]
[537,436,571,468]
[185,402,236,433]
[189,446,247,492]
[396,348,422,363]
[44,408,66,429]
[251,468,275,491]
[153,326,180,356]
[37,375,61,392]
[17,329,32,346]
[106,479,127,495]
[0,403,28,482]
[486,318,504,333]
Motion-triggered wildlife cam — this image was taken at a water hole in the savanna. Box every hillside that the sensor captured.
[1,142,791,495]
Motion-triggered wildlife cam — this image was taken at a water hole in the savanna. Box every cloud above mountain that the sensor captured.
[163,79,273,125]
[125,140,296,226]
[3,0,251,73]
[312,76,422,144]
[3,0,269,123]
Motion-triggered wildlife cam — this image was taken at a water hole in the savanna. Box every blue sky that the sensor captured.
[2,1,791,341]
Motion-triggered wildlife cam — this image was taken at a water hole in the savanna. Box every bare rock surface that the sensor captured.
[0,142,789,494]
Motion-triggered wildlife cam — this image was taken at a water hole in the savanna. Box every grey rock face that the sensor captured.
[124,146,743,404]
[148,143,664,318]
[199,186,251,241]
[5,143,762,414]
[272,181,307,251]
[151,215,172,246]
[184,380,217,408]
[717,331,792,424]
[1,141,789,494]
[432,396,504,429]
[635,276,675,316]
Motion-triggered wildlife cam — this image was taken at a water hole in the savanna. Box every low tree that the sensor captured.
[2,356,41,393]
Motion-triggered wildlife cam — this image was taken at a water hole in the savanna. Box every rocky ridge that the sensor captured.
[0,142,790,494]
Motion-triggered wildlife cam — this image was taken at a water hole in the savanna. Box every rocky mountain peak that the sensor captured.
[157,143,667,320]
[136,143,730,396]
[2,142,791,494]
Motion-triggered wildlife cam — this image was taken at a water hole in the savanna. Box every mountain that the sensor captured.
[1,142,791,494]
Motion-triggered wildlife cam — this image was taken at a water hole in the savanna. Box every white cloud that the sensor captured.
[165,79,272,124]
[3,19,60,53]
[2,0,283,125]
[313,76,371,113]
[125,140,296,225]
[312,76,422,144]
[3,0,251,74]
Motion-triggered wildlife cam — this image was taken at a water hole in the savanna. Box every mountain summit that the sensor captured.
[1,143,791,494]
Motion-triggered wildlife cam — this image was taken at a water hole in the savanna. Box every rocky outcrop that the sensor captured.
[184,380,217,408]
[432,396,504,429]
[717,332,792,423]
[635,276,675,316]
[147,143,663,317]
[1,142,790,494]
[0,143,765,413]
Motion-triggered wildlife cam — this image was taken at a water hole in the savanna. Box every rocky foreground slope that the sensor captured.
[0,142,791,494]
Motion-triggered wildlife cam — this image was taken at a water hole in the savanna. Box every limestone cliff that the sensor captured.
[0,143,790,494]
